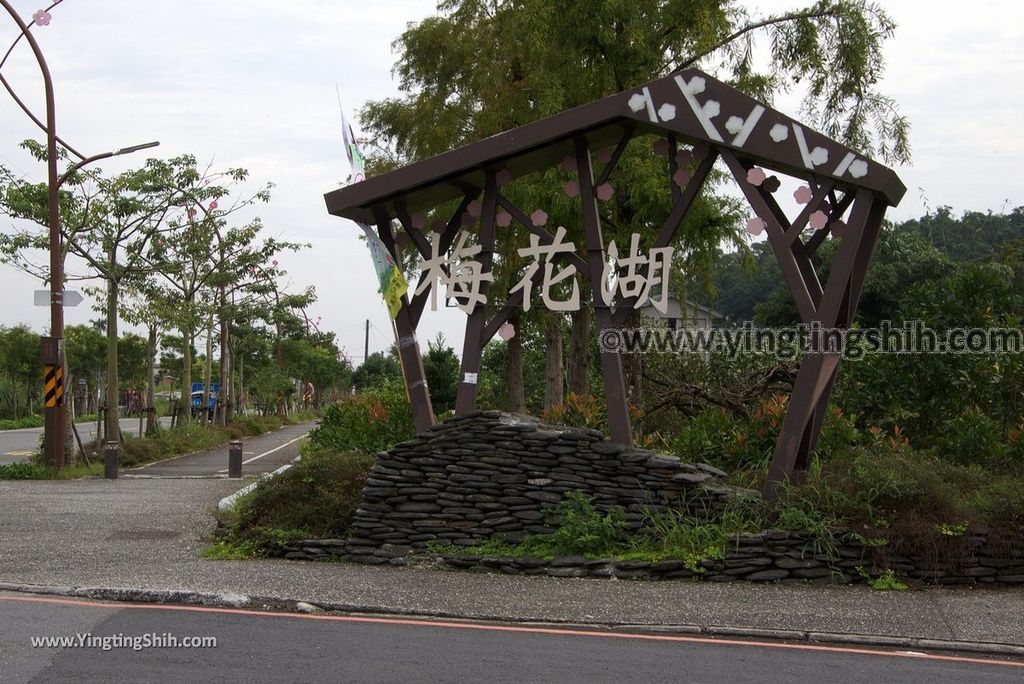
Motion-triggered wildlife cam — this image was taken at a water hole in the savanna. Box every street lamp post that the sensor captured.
[0,1,158,467]
[0,0,65,468]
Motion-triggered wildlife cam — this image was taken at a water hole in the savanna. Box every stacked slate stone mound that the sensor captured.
[339,411,736,562]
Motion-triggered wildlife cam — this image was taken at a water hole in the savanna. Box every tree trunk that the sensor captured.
[544,315,564,410]
[275,330,286,417]
[567,305,591,397]
[145,324,157,435]
[202,313,213,426]
[506,312,525,413]
[104,264,120,445]
[180,326,193,421]
[237,352,244,416]
[218,286,230,425]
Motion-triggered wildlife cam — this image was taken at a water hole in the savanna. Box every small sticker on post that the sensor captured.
[463,372,478,384]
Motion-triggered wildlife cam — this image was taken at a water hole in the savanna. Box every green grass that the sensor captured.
[439,491,767,573]
[201,540,263,560]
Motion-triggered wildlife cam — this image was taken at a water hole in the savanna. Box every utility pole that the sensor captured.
[364,319,370,365]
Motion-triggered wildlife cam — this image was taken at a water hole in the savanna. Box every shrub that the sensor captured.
[309,382,413,454]
[936,408,1006,467]
[0,461,50,480]
[220,444,374,552]
[670,397,787,472]
[0,415,44,430]
[547,491,626,556]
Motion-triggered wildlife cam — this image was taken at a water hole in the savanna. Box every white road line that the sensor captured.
[217,432,308,472]
[242,433,308,464]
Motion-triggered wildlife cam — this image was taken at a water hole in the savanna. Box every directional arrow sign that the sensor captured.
[33,290,84,307]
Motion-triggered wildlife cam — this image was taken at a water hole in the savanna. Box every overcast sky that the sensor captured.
[0,0,1021,363]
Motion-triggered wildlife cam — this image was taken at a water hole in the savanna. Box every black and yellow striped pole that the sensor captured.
[44,364,64,409]
[41,336,64,468]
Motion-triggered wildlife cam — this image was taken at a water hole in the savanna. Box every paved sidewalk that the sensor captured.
[1,441,1022,656]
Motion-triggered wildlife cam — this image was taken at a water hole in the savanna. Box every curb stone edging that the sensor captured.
[1,582,1022,658]
[218,455,302,510]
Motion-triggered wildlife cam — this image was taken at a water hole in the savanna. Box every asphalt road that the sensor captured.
[123,422,311,478]
[0,417,173,465]
[2,593,1021,684]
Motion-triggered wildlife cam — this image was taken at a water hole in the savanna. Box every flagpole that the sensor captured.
[336,89,422,414]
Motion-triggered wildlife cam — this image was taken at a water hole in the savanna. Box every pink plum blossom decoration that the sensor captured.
[746,217,766,236]
[809,210,829,231]
[746,168,766,186]
[32,9,51,26]
[498,322,516,341]
[793,186,813,205]
[596,183,614,201]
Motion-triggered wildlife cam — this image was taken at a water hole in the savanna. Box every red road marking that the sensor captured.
[2,593,1021,669]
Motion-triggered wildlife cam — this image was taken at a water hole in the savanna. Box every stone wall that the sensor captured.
[332,411,737,562]
[281,527,1024,585]
[436,527,1024,584]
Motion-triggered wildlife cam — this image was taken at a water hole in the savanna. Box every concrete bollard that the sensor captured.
[104,441,119,480]
[228,440,243,478]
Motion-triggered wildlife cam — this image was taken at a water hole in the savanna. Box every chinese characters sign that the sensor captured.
[414,229,674,314]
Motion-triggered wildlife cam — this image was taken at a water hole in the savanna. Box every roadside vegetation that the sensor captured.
[209,386,409,557]
[0,413,315,480]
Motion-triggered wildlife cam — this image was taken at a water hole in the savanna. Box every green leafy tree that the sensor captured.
[422,334,460,414]
[140,161,300,420]
[353,351,402,391]
[0,325,42,419]
[64,324,106,415]
[0,147,227,439]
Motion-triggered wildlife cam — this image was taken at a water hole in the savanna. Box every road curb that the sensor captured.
[2,581,1022,658]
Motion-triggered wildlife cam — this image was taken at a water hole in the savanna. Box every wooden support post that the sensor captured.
[575,137,632,446]
[376,217,435,433]
[455,172,499,415]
